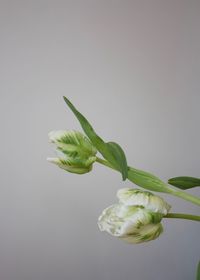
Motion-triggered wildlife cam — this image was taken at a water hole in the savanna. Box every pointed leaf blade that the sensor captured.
[63,97,111,158]
[63,97,128,180]
[168,176,200,190]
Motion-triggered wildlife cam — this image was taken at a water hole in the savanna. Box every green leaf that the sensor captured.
[106,141,128,181]
[168,176,200,190]
[63,96,128,180]
[196,261,200,280]
[128,167,171,193]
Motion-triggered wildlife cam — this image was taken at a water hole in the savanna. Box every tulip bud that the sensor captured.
[48,130,97,174]
[117,188,171,215]
[98,188,171,244]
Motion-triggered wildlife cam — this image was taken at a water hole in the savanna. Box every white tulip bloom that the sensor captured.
[98,188,171,244]
[98,204,163,244]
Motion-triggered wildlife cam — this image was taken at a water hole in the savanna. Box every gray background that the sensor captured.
[0,0,200,279]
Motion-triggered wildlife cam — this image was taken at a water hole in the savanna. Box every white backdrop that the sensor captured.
[0,1,200,279]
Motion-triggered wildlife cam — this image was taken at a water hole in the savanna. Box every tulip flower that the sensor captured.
[98,188,171,244]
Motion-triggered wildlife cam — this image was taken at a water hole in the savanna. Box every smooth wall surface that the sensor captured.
[0,1,200,280]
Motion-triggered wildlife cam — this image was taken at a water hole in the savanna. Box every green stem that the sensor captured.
[96,157,115,170]
[165,213,200,222]
[95,157,200,207]
[169,188,200,207]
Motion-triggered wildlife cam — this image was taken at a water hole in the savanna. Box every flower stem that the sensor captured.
[168,189,200,207]
[96,157,115,170]
[165,213,200,222]
[95,157,200,207]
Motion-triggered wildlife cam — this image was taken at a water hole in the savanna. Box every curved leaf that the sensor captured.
[168,176,200,190]
[128,167,171,193]
[106,142,128,181]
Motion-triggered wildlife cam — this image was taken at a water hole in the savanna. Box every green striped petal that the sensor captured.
[47,157,95,174]
[117,188,171,215]
[49,130,97,158]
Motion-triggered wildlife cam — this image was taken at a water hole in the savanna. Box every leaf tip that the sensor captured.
[63,96,69,104]
[63,96,76,112]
